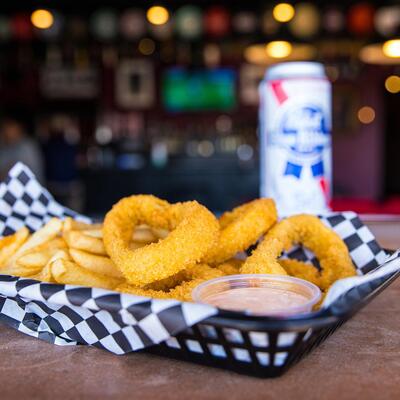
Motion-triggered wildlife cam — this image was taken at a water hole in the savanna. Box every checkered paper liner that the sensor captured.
[0,162,398,356]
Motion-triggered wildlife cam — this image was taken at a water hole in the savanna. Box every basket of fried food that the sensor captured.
[1,188,399,378]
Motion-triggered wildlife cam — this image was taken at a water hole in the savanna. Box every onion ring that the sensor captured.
[115,264,223,301]
[204,198,277,265]
[241,214,356,289]
[278,258,322,287]
[103,195,219,286]
[216,258,243,275]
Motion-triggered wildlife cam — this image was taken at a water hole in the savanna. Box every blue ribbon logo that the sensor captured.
[277,105,330,179]
[284,159,324,179]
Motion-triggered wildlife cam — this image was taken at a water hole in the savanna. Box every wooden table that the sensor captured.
[0,219,399,400]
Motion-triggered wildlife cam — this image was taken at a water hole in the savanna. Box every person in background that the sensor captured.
[42,127,81,211]
[0,117,44,182]
[42,128,78,185]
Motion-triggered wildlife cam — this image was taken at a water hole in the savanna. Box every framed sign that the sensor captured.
[40,67,99,99]
[115,59,155,109]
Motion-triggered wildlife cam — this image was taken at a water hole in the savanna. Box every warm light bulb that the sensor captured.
[273,3,295,23]
[266,41,292,58]
[31,9,54,29]
[147,6,169,25]
[358,106,375,124]
[385,75,400,93]
[382,39,400,58]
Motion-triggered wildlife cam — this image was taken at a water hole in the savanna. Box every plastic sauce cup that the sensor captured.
[192,274,322,316]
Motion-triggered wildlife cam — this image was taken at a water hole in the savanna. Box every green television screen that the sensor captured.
[162,68,236,111]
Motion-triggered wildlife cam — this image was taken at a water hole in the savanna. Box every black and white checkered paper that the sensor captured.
[0,163,398,355]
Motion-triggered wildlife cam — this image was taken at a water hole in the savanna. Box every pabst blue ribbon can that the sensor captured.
[259,62,332,215]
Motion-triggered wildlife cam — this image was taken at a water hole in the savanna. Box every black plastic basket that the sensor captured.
[147,268,400,378]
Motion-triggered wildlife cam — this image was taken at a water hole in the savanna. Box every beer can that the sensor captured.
[259,62,332,215]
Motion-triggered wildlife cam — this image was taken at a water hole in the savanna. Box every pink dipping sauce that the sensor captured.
[192,274,321,316]
[204,287,309,314]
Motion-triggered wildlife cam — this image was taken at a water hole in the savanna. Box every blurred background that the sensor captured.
[0,1,399,217]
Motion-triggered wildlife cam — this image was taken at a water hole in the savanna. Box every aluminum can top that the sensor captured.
[265,62,326,81]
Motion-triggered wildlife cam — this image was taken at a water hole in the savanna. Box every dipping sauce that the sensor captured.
[192,274,321,316]
[203,287,310,315]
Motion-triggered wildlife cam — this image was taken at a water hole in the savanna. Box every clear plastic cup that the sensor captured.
[192,274,322,316]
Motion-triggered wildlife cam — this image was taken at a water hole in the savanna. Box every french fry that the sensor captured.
[30,262,53,282]
[12,237,67,275]
[151,227,169,239]
[132,225,157,243]
[0,231,22,250]
[34,237,67,251]
[0,227,30,267]
[1,218,63,276]
[64,230,106,255]
[14,218,63,258]
[69,248,123,278]
[82,229,102,239]
[129,241,147,250]
[1,263,43,277]
[28,250,71,283]
[62,217,102,233]
[17,242,63,268]
[51,259,122,289]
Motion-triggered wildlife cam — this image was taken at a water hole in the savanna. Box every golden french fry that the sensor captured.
[51,259,122,289]
[31,250,70,282]
[69,248,123,278]
[1,263,43,277]
[14,218,63,258]
[151,227,169,239]
[0,227,30,267]
[132,225,157,243]
[28,250,71,283]
[17,251,53,270]
[16,237,65,268]
[63,217,102,233]
[1,219,63,276]
[64,230,106,255]
[129,241,146,250]
[50,249,71,262]
[13,236,67,273]
[18,237,66,260]
[82,229,102,239]
[34,237,67,251]
[0,230,23,250]
[29,263,53,282]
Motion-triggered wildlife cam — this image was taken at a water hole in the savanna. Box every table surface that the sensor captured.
[0,219,399,400]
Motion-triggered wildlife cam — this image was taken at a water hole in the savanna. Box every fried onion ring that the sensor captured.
[203,198,277,265]
[216,258,243,275]
[115,264,223,301]
[241,214,356,288]
[103,195,219,286]
[278,258,322,287]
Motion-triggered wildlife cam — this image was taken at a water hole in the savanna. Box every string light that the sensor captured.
[266,41,292,58]
[382,39,400,58]
[385,75,400,93]
[272,3,295,23]
[146,6,169,25]
[31,9,54,29]
[360,43,400,65]
[357,106,375,124]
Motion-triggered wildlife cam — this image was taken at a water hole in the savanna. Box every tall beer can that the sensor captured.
[259,62,332,215]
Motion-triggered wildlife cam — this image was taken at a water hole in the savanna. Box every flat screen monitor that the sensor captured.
[162,68,236,112]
